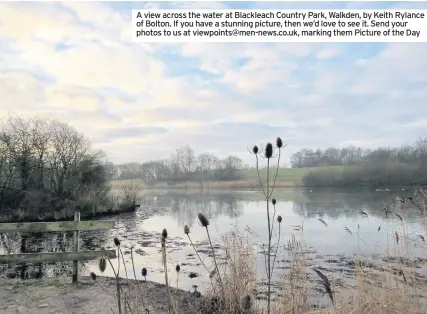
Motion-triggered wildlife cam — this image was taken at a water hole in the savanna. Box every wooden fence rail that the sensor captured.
[0,212,116,282]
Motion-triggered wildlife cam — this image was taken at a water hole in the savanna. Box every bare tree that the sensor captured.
[0,115,112,220]
[141,161,170,186]
[110,147,244,185]
[175,146,195,180]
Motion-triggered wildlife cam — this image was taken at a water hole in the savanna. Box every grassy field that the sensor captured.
[110,166,345,189]
[245,166,345,184]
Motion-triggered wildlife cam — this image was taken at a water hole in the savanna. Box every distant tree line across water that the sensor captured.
[106,146,245,185]
[292,139,427,187]
[290,141,427,168]
[2,113,426,222]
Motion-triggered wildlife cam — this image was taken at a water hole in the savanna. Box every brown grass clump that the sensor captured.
[277,226,311,314]
[199,230,258,313]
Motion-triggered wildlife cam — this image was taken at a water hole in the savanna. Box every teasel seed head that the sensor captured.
[265,143,273,159]
[184,225,190,234]
[276,137,283,148]
[209,268,217,279]
[142,267,147,277]
[113,237,120,247]
[162,228,168,239]
[252,145,259,154]
[198,213,209,227]
[277,215,282,223]
[272,198,276,205]
[242,295,252,310]
[99,257,107,273]
[211,297,219,310]
[90,272,97,281]
[176,264,180,272]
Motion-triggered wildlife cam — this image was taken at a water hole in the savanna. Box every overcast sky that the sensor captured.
[0,1,426,165]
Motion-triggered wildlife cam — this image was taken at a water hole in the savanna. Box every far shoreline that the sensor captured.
[0,206,137,224]
[109,179,417,191]
[110,179,298,190]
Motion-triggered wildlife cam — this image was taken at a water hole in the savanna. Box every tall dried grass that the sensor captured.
[308,187,427,314]
[200,230,258,313]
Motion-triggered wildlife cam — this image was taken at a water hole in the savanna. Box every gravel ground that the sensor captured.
[0,276,203,314]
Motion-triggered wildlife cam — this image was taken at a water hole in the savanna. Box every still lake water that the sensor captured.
[88,187,427,293]
[2,187,426,301]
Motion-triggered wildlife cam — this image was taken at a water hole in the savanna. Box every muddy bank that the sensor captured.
[0,206,137,223]
[0,276,203,314]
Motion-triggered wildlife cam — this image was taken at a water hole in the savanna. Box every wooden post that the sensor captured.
[72,212,80,283]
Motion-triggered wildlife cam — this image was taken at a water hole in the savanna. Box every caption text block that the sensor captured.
[132,9,427,43]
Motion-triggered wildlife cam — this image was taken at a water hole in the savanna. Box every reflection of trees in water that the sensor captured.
[0,232,72,279]
[169,195,242,228]
[80,228,111,250]
[293,190,423,220]
[0,229,110,279]
[140,192,243,227]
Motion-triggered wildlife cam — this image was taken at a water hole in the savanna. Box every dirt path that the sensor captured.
[0,276,202,314]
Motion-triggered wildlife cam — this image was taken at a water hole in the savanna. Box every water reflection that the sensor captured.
[0,231,74,279]
[1,188,426,296]
[137,190,243,229]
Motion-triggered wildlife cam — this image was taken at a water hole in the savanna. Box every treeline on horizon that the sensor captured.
[2,113,426,222]
[291,139,427,187]
[107,146,245,185]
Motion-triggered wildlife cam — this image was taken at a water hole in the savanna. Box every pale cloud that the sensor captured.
[0,71,46,110]
[405,119,427,129]
[349,43,427,94]
[15,41,165,95]
[0,3,88,43]
[316,47,340,59]
[44,86,102,111]
[176,1,228,9]
[181,43,246,74]
[339,138,392,148]
[276,43,312,57]
[222,46,294,93]
[0,1,426,165]
[313,71,341,93]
